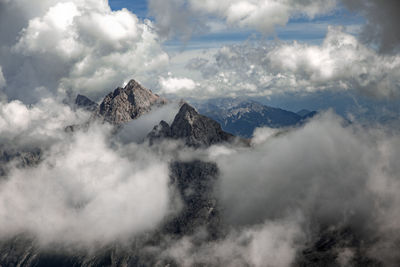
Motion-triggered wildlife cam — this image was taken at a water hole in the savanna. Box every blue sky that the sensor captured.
[109,0,364,49]
[109,0,148,18]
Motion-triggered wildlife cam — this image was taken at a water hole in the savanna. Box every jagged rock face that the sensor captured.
[148,103,235,148]
[75,95,98,112]
[147,120,171,145]
[97,79,166,124]
[165,160,221,238]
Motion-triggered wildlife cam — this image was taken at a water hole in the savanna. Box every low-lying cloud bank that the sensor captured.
[1,99,400,265]
[150,112,400,265]
[0,100,176,247]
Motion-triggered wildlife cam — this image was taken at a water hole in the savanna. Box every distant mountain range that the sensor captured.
[193,98,317,137]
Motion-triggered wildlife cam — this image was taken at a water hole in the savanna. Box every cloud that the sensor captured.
[177,27,400,98]
[340,0,400,53]
[0,103,175,246]
[203,112,400,265]
[160,217,304,267]
[148,0,337,39]
[266,27,400,97]
[116,102,180,144]
[0,98,88,149]
[215,112,373,225]
[1,95,400,265]
[0,132,172,247]
[122,110,400,266]
[159,76,197,94]
[150,0,400,55]
[0,0,169,103]
[0,66,5,89]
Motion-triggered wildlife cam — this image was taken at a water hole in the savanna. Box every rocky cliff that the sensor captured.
[96,79,167,124]
[148,103,236,147]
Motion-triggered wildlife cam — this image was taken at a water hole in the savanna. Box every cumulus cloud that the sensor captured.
[266,27,400,97]
[149,0,337,39]
[159,76,197,94]
[0,98,88,149]
[180,27,400,98]
[341,0,400,53]
[0,0,168,103]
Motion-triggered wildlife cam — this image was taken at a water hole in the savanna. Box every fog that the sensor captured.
[1,99,400,265]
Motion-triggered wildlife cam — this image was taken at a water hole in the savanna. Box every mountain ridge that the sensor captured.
[193,98,316,138]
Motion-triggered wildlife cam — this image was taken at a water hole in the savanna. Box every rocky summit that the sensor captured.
[96,79,167,124]
[148,102,236,148]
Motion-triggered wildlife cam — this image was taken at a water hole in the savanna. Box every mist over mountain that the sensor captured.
[0,79,399,266]
[1,0,400,266]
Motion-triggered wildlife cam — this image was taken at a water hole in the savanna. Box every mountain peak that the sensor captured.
[174,103,199,124]
[125,79,143,89]
[149,103,237,148]
[96,79,167,124]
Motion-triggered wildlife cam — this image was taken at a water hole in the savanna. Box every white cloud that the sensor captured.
[159,76,197,94]
[0,0,169,103]
[178,27,400,98]
[0,98,88,149]
[1,92,400,264]
[116,103,180,144]
[266,27,400,96]
[201,112,400,265]
[145,111,400,265]
[149,0,337,38]
[0,99,177,247]
[0,124,172,246]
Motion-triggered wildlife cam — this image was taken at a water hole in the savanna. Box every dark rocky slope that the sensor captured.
[148,103,236,148]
